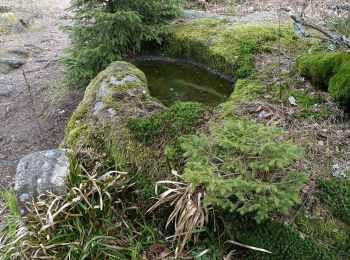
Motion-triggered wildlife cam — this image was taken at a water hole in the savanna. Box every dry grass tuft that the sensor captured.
[148,171,210,258]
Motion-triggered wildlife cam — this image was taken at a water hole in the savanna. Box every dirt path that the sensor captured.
[0,0,82,191]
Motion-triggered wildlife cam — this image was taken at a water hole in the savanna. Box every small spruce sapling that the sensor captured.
[180,119,308,222]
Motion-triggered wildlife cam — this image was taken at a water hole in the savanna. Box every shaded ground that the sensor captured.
[0,0,82,213]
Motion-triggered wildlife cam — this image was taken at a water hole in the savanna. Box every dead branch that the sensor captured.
[283,7,350,49]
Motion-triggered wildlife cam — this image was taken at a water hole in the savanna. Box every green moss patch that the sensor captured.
[294,210,350,257]
[297,52,350,91]
[329,61,350,105]
[127,101,204,146]
[317,178,350,226]
[162,19,306,79]
[231,217,333,259]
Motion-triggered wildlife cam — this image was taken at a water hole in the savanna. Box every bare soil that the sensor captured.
[0,0,83,214]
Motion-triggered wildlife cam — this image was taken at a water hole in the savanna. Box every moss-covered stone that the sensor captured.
[0,12,27,34]
[64,61,167,176]
[329,61,350,106]
[297,52,350,91]
[161,19,308,79]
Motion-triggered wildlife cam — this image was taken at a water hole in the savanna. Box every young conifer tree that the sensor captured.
[63,0,182,86]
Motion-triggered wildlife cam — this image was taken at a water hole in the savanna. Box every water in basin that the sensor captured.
[132,60,234,106]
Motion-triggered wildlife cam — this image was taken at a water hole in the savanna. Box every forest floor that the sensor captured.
[0,0,82,222]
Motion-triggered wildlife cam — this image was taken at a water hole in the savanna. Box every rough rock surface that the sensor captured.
[65,61,164,174]
[0,12,28,34]
[15,149,69,215]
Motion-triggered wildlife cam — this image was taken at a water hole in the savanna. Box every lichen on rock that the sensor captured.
[0,12,28,34]
[15,149,69,216]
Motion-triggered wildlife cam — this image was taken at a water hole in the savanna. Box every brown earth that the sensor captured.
[0,0,83,218]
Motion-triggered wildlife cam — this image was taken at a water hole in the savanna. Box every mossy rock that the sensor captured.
[64,61,166,175]
[161,19,308,79]
[297,52,350,91]
[329,61,350,106]
[0,12,27,34]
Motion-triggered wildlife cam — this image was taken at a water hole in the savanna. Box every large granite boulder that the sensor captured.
[64,61,164,174]
[15,149,69,215]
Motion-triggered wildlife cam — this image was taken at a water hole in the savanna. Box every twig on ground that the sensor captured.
[22,69,44,135]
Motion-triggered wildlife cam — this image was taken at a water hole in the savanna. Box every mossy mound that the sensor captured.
[64,61,165,175]
[231,217,334,259]
[329,61,350,106]
[294,209,350,257]
[317,178,350,226]
[297,52,350,91]
[297,52,350,106]
[161,19,307,79]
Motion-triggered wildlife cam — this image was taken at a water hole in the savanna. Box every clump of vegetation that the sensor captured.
[0,189,20,241]
[230,217,332,259]
[297,52,350,107]
[180,119,308,222]
[329,61,350,105]
[289,90,331,119]
[62,0,182,86]
[0,152,163,258]
[317,178,350,226]
[228,79,265,102]
[297,51,350,90]
[294,209,350,257]
[127,102,204,145]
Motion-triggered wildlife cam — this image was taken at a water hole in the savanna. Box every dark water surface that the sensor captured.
[132,60,234,106]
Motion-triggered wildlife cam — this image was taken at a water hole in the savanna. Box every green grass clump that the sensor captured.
[180,119,308,222]
[0,189,20,240]
[230,217,333,259]
[333,18,350,36]
[127,101,204,146]
[317,178,350,226]
[329,61,350,105]
[297,52,350,90]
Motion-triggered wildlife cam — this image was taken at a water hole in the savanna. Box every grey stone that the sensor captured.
[15,149,69,216]
[0,58,26,68]
[93,101,104,115]
[0,86,12,97]
[8,46,30,56]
